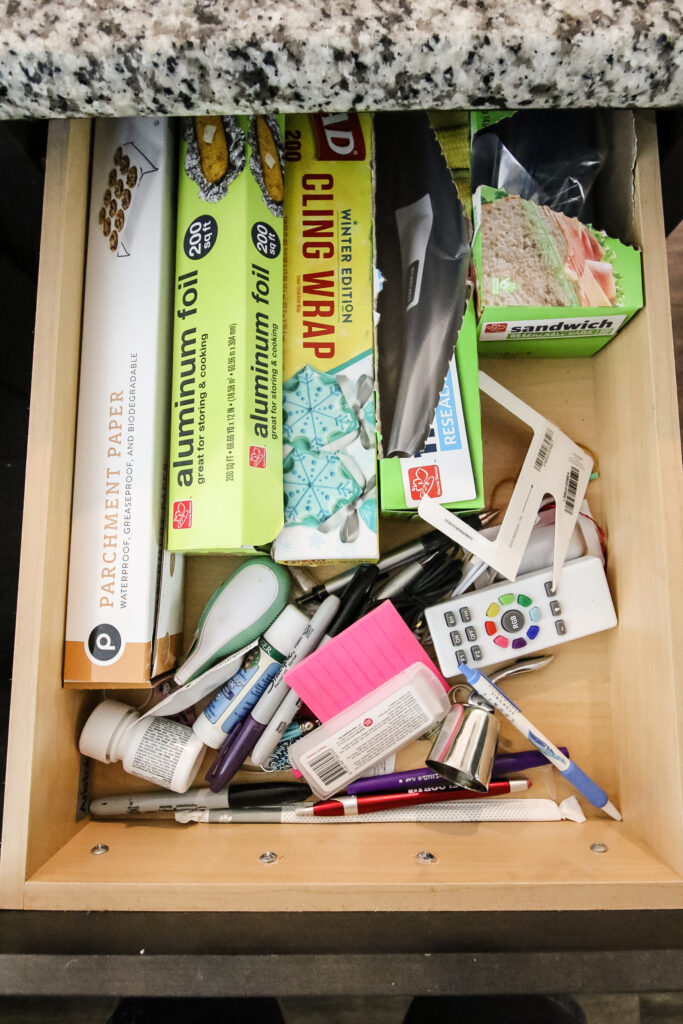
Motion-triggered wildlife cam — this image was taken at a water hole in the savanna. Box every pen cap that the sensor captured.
[426,695,500,793]
[262,604,310,658]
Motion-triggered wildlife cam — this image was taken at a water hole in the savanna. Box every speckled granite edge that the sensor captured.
[0,0,681,118]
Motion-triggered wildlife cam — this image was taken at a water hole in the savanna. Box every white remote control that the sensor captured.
[425,555,617,678]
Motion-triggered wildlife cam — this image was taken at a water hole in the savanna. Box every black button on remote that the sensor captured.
[501,609,525,634]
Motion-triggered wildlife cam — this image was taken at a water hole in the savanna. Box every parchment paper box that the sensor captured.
[271,113,378,565]
[167,115,285,554]
[63,118,184,689]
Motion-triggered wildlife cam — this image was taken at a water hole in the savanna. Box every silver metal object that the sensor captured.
[259,851,279,864]
[416,850,437,863]
[489,654,554,686]
[90,844,109,856]
[426,693,500,792]
[590,842,609,854]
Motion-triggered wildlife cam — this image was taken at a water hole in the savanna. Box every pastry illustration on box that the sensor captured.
[98,140,160,256]
[183,115,247,202]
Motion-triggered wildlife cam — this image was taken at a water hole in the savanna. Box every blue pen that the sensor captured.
[458,663,622,821]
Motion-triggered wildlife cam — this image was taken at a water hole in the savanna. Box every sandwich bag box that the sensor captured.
[470,110,643,357]
[167,115,285,554]
[271,113,378,564]
[63,118,184,689]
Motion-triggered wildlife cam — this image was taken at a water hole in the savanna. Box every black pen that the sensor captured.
[298,512,497,605]
[324,564,379,639]
[89,783,312,816]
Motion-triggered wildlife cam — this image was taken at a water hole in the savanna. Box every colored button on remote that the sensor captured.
[493,636,509,648]
[518,594,532,608]
[499,593,514,605]
[512,638,527,649]
[485,621,497,636]
[527,625,540,640]
[486,603,499,617]
[529,607,541,622]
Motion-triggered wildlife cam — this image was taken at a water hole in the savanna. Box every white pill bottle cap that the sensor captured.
[79,699,205,793]
[79,699,139,764]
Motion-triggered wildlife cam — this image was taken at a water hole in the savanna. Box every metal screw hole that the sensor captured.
[259,851,278,864]
[90,844,109,856]
[590,842,609,854]
[417,850,437,864]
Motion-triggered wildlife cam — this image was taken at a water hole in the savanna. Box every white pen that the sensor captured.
[177,798,586,824]
[176,806,307,824]
[248,595,339,767]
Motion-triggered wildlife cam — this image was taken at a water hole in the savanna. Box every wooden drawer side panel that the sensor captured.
[0,120,92,904]
[595,112,683,875]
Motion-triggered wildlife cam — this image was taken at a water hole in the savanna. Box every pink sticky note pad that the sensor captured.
[284,601,449,721]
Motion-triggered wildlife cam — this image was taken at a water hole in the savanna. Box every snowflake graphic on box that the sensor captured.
[283,364,358,451]
[283,449,362,527]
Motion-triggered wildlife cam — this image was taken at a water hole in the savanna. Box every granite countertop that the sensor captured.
[0,0,681,118]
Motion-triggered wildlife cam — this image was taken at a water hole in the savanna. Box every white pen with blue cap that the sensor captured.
[458,663,622,821]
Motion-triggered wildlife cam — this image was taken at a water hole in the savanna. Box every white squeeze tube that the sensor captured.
[192,605,309,750]
[79,700,205,794]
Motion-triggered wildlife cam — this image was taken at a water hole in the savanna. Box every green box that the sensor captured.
[378,298,484,516]
[472,185,643,358]
[167,115,285,553]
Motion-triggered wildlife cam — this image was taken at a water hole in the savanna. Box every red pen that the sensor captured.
[296,779,531,816]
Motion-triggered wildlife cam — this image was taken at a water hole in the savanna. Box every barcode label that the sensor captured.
[307,747,347,787]
[563,466,580,513]
[534,428,554,471]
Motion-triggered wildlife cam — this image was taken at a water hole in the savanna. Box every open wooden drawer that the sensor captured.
[1,113,681,913]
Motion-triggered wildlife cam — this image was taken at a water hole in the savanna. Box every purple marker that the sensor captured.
[346,748,570,796]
